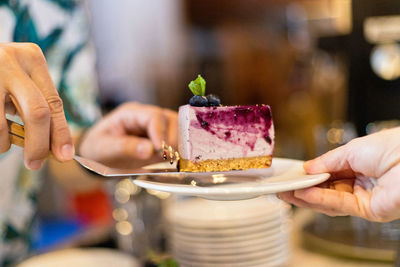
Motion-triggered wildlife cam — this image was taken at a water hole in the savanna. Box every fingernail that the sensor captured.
[61,144,75,160]
[27,159,44,170]
[137,141,153,158]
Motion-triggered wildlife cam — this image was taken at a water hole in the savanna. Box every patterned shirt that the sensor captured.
[0,0,101,265]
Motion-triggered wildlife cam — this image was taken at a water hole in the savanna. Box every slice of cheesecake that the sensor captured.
[178,104,274,172]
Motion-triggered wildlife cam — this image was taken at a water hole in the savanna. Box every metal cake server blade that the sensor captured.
[7,118,262,184]
[7,118,179,176]
[73,155,181,177]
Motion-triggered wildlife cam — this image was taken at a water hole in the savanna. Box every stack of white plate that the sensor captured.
[165,196,291,267]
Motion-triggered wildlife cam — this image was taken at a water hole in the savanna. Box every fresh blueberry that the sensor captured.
[206,94,221,106]
[190,95,209,107]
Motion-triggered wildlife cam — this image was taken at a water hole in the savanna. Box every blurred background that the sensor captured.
[29,0,400,266]
[89,0,400,160]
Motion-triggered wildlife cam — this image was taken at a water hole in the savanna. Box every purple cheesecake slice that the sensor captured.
[178,104,274,172]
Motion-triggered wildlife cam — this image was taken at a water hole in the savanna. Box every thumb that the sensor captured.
[304,144,355,177]
[50,110,75,162]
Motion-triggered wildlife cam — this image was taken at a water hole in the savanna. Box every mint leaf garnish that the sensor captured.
[188,74,206,96]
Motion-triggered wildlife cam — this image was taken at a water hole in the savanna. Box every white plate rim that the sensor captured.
[172,242,289,263]
[170,231,289,251]
[175,249,290,267]
[168,226,289,244]
[133,158,330,200]
[171,239,288,258]
[168,218,285,237]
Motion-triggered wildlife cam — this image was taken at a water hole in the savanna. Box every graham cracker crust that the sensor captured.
[178,155,272,172]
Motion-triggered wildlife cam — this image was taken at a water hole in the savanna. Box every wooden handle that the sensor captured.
[7,119,25,148]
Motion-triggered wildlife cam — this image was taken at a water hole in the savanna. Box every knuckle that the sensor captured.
[119,102,131,111]
[120,138,139,157]
[372,210,388,222]
[24,42,41,53]
[120,101,139,111]
[116,138,129,156]
[47,96,64,114]
[345,146,357,166]
[0,46,13,61]
[52,121,70,141]
[30,105,50,122]
[347,137,360,148]
[151,108,164,120]
[52,118,69,132]
[24,43,46,62]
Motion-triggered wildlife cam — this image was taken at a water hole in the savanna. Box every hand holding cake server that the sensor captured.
[1,43,177,171]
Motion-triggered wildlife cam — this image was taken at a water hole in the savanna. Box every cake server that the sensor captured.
[7,118,260,184]
[6,118,180,177]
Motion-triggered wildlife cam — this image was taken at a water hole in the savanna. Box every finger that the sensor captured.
[293,187,363,217]
[164,109,178,148]
[0,92,11,153]
[117,103,168,150]
[90,135,155,162]
[304,145,349,173]
[8,72,51,169]
[17,44,73,161]
[277,191,312,208]
[329,179,354,193]
[146,110,168,150]
[277,191,343,216]
[304,145,357,179]
[120,136,154,160]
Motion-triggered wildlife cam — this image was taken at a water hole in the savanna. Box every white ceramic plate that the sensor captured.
[134,158,330,200]
[17,249,140,267]
[176,249,290,267]
[165,196,289,226]
[168,213,285,231]
[171,232,288,254]
[173,243,289,263]
[169,218,284,237]
[169,227,288,245]
[172,242,289,260]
